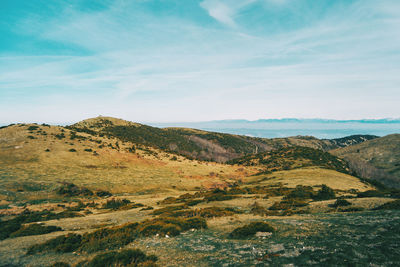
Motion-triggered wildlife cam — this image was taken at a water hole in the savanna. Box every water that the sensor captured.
[149,120,400,139]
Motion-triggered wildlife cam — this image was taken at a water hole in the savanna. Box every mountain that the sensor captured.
[67,116,375,163]
[332,134,400,188]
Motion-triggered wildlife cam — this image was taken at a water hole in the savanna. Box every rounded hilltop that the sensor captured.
[72,116,141,129]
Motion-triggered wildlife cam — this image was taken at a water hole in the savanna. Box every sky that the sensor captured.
[0,0,399,124]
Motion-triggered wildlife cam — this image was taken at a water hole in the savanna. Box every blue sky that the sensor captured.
[0,0,399,124]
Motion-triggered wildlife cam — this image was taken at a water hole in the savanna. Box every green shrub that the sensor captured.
[357,190,387,198]
[269,199,308,211]
[250,202,267,215]
[230,222,274,239]
[151,205,188,216]
[312,185,335,200]
[102,199,131,210]
[284,185,315,200]
[27,125,39,131]
[78,249,157,267]
[84,148,93,152]
[27,233,82,254]
[329,199,352,208]
[49,262,70,267]
[170,207,239,218]
[0,210,80,240]
[338,207,365,212]
[56,182,93,197]
[10,223,62,238]
[373,199,400,210]
[27,216,206,255]
[96,190,112,197]
[79,223,139,253]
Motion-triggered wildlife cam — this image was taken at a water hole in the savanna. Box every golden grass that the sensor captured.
[244,167,374,192]
[0,124,258,201]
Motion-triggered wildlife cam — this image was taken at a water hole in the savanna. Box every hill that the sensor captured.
[227,146,350,174]
[332,134,400,188]
[2,117,399,267]
[0,122,257,204]
[67,116,375,162]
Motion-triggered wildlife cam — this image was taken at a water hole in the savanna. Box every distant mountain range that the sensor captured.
[149,118,400,139]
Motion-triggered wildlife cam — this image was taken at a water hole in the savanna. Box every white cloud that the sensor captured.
[200,0,256,27]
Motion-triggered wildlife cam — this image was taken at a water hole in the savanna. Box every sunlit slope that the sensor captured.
[244,167,374,192]
[67,116,375,163]
[228,146,350,174]
[0,123,257,200]
[332,134,400,188]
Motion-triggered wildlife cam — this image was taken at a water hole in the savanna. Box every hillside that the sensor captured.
[227,146,350,174]
[67,116,375,163]
[332,134,400,188]
[0,122,257,204]
[2,118,399,267]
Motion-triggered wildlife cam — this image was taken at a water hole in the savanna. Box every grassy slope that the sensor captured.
[68,117,375,163]
[0,123,257,204]
[228,146,350,174]
[332,134,400,188]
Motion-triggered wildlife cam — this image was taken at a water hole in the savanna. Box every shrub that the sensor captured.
[84,148,93,152]
[96,190,112,197]
[27,125,39,131]
[312,185,335,200]
[56,182,93,197]
[78,249,157,267]
[338,207,365,212]
[0,210,80,240]
[284,185,314,200]
[357,190,387,198]
[28,216,206,255]
[329,199,352,208]
[250,202,267,215]
[69,148,77,152]
[27,233,82,254]
[79,223,139,253]
[170,207,239,218]
[269,199,308,211]
[151,205,188,216]
[229,222,274,239]
[102,199,131,210]
[10,223,62,238]
[49,262,70,267]
[373,199,400,210]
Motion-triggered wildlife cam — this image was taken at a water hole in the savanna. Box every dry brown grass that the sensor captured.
[244,167,374,192]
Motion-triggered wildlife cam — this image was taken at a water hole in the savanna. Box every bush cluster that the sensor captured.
[10,223,62,238]
[0,210,80,240]
[102,199,131,210]
[229,222,275,239]
[77,248,158,267]
[27,217,207,255]
[373,199,400,210]
[56,182,93,197]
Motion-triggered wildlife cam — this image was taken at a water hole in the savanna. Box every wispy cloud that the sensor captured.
[200,0,256,27]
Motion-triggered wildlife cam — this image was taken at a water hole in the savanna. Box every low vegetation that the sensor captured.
[9,223,62,238]
[0,210,81,240]
[77,249,158,267]
[27,217,207,254]
[229,222,275,239]
[56,182,93,197]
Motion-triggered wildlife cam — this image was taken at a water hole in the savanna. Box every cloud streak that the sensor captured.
[0,0,399,123]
